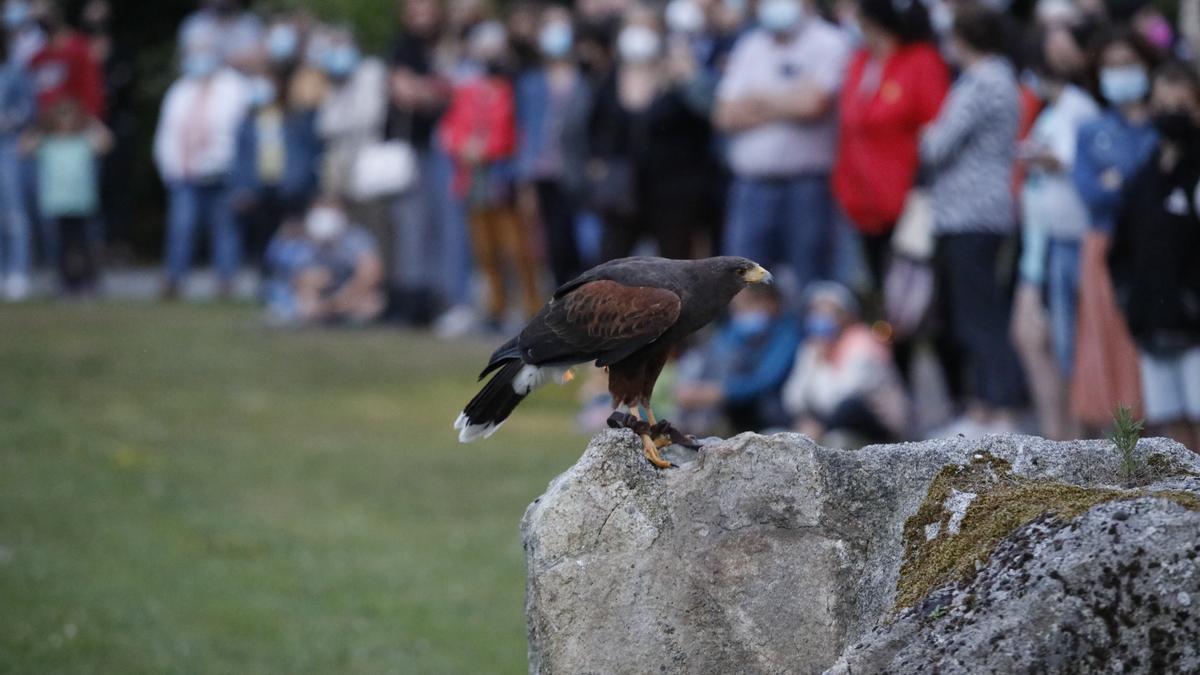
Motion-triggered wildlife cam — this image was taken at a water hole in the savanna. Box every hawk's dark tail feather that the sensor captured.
[456,359,526,442]
[478,337,521,380]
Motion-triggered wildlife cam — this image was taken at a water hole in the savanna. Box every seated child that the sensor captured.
[292,198,385,325]
[783,282,908,446]
[674,284,802,435]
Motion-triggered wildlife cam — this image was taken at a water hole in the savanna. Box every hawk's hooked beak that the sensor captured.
[744,264,774,285]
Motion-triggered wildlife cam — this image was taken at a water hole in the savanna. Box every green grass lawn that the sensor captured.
[0,303,587,674]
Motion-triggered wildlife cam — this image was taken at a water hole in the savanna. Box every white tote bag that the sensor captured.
[883,188,936,339]
[349,140,417,201]
[890,188,935,261]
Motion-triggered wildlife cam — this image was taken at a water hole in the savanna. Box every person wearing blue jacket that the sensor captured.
[515,6,593,287]
[1071,30,1159,236]
[674,283,802,433]
[1067,28,1159,430]
[230,72,322,271]
[0,30,34,301]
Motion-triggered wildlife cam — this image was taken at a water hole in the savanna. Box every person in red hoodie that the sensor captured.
[439,20,541,330]
[832,0,948,288]
[29,3,104,120]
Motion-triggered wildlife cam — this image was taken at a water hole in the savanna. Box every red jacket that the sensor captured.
[832,44,949,234]
[30,32,106,120]
[439,74,517,198]
[439,75,516,162]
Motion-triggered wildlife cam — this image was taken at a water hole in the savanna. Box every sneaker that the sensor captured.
[433,304,477,338]
[3,274,30,301]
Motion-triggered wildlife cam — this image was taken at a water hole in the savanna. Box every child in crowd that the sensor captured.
[440,21,541,330]
[26,99,111,295]
[1109,62,1200,452]
[231,70,322,269]
[292,198,385,325]
[783,282,908,446]
[262,218,315,325]
[674,284,801,435]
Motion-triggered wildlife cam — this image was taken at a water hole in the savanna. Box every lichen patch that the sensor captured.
[895,452,1200,612]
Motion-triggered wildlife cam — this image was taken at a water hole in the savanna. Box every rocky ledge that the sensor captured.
[521,430,1200,674]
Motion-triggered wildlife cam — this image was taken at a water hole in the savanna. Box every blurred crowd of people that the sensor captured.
[2,0,1199,448]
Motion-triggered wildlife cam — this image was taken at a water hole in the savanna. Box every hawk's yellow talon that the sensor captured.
[641,434,673,469]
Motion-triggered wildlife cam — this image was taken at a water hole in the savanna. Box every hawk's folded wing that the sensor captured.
[518,280,682,367]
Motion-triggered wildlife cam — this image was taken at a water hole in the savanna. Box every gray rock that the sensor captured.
[831,498,1200,674]
[521,430,1200,674]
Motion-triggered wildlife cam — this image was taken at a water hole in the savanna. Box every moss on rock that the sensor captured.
[896,452,1200,611]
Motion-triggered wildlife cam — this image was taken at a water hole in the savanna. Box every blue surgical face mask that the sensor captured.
[539,22,573,59]
[4,1,28,29]
[183,52,221,79]
[266,25,299,62]
[757,0,803,34]
[731,310,771,336]
[323,45,360,79]
[805,313,839,341]
[1100,65,1149,105]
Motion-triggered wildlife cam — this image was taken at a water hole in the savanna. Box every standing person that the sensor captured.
[27,99,110,295]
[28,2,104,119]
[153,36,250,299]
[439,21,540,329]
[1109,62,1200,452]
[230,70,322,271]
[919,3,1023,435]
[389,0,451,325]
[587,6,723,261]
[1012,48,1099,440]
[314,28,390,274]
[81,0,138,263]
[831,0,948,288]
[1069,28,1159,430]
[516,5,591,287]
[0,27,32,301]
[714,0,851,294]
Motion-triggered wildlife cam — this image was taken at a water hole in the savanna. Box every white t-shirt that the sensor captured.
[1022,84,1100,240]
[716,21,851,177]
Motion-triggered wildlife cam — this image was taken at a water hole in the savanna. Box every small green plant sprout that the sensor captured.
[1111,405,1146,486]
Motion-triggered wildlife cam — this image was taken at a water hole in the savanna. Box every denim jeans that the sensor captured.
[392,149,442,292]
[1046,238,1082,377]
[429,144,474,307]
[724,174,835,294]
[0,137,29,280]
[164,181,240,284]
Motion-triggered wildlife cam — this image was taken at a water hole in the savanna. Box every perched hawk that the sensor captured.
[455,256,773,467]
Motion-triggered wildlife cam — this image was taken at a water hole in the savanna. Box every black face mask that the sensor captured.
[1152,111,1197,144]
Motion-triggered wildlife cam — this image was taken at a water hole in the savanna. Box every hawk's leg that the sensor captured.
[605,406,674,468]
[641,408,672,449]
[642,406,703,450]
